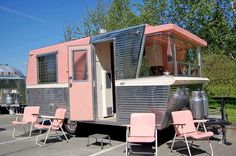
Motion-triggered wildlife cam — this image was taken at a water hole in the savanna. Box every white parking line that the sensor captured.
[0,137,34,145]
[0,124,13,128]
[88,143,126,156]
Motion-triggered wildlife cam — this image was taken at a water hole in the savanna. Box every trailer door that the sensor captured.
[68,45,93,121]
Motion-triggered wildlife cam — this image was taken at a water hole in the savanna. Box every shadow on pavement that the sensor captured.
[0,128,6,132]
[75,123,175,145]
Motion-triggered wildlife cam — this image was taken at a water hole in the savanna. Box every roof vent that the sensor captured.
[99,29,106,34]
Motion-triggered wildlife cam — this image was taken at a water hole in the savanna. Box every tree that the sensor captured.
[62,0,236,97]
[77,0,109,37]
[63,24,78,41]
[203,53,236,96]
[136,0,167,25]
[106,0,138,31]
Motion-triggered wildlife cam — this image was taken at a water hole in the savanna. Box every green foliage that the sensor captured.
[78,0,109,36]
[203,52,236,97]
[106,0,138,31]
[63,24,78,41]
[139,56,149,77]
[135,0,167,25]
[62,0,236,97]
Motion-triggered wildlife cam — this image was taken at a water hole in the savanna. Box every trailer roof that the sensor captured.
[0,65,25,79]
[145,24,207,46]
[30,37,90,53]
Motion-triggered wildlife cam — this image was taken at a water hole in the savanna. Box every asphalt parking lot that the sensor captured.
[0,114,236,156]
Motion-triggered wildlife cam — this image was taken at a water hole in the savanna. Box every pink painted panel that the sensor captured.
[26,37,90,85]
[68,45,93,121]
[145,24,207,46]
[69,83,93,120]
[26,52,38,85]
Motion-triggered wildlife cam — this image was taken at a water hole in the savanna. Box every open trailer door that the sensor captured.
[68,45,94,121]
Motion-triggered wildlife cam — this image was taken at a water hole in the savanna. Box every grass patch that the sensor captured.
[225,105,236,123]
[209,99,236,123]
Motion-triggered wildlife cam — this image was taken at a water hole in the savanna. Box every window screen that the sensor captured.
[37,53,57,83]
[73,50,87,80]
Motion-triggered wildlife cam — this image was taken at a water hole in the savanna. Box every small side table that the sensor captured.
[87,134,111,149]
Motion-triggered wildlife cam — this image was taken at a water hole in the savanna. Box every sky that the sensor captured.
[0,0,97,74]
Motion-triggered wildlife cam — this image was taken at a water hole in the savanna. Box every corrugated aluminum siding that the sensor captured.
[116,85,202,129]
[116,85,170,127]
[27,88,69,115]
[91,25,145,79]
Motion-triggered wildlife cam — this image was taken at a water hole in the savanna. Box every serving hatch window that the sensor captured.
[139,33,201,77]
[37,53,57,83]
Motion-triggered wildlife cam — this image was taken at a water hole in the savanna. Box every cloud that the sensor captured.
[0,4,61,28]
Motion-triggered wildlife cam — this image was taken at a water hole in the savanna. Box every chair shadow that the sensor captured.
[87,141,111,148]
[0,128,6,132]
[37,133,73,147]
[129,143,156,156]
[166,141,208,156]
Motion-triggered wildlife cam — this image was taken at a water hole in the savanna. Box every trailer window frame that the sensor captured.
[72,49,88,81]
[37,52,58,84]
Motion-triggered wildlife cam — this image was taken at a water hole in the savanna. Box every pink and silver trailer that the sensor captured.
[26,24,209,133]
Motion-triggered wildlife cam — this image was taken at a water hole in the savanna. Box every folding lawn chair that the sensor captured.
[171,110,214,156]
[126,113,158,156]
[12,106,40,138]
[34,108,68,146]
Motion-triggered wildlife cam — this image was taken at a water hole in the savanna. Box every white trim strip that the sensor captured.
[88,143,125,156]
[115,76,209,86]
[26,83,69,88]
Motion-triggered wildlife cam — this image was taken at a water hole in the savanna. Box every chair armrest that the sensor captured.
[194,120,208,131]
[194,119,208,123]
[15,113,23,116]
[172,123,186,125]
[40,115,63,120]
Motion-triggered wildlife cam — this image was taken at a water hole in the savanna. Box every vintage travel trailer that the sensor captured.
[0,65,26,112]
[26,24,209,133]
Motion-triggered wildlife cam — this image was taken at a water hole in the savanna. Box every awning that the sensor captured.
[145,24,207,47]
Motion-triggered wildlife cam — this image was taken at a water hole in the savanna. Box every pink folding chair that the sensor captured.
[126,113,157,156]
[12,106,40,138]
[171,110,214,156]
[34,108,68,146]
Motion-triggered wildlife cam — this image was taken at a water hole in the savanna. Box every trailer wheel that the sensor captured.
[63,119,78,134]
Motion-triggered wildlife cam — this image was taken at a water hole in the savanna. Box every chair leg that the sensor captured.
[170,133,177,152]
[36,133,41,146]
[23,126,27,134]
[55,131,63,140]
[12,125,16,138]
[42,128,51,146]
[36,127,51,146]
[190,138,194,148]
[36,129,45,146]
[155,139,158,156]
[208,139,213,156]
[184,135,192,156]
[60,127,68,142]
[126,141,128,156]
[28,122,34,137]
[155,130,158,156]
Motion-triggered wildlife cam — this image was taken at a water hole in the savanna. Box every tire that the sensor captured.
[63,118,78,134]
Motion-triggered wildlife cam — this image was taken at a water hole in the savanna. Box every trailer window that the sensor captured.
[73,50,88,80]
[37,53,57,83]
